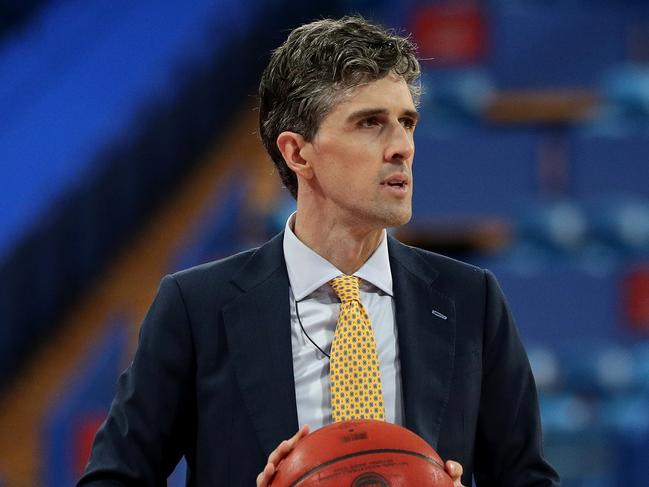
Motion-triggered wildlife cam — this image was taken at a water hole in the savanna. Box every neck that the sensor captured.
[292,211,383,276]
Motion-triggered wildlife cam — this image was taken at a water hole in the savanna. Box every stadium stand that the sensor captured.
[43,321,130,487]
[0,0,327,393]
[0,0,48,40]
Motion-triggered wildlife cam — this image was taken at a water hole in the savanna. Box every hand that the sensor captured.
[445,460,466,487]
[256,424,310,487]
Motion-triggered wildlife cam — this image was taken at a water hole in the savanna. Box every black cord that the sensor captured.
[294,292,330,359]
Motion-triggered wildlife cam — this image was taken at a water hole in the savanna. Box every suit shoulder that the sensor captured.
[169,247,258,287]
[406,243,484,277]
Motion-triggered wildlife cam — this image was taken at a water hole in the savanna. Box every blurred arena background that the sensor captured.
[1,0,648,485]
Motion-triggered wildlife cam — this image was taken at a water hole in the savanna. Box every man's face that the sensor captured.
[300,74,418,231]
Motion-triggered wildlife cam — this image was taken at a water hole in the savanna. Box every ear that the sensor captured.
[276,131,314,179]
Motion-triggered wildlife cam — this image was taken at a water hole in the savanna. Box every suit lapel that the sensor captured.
[222,233,299,457]
[221,233,456,455]
[388,237,456,449]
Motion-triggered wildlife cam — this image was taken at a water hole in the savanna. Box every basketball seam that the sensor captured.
[289,448,445,486]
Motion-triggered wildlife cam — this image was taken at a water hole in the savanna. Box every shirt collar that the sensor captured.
[282,212,393,301]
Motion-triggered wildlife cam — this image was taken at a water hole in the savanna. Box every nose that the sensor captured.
[384,123,414,163]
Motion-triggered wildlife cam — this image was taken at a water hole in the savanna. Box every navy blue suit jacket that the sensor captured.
[79,233,559,486]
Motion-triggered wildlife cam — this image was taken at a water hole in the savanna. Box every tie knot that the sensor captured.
[330,275,361,303]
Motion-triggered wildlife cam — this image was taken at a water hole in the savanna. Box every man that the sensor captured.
[79,16,559,486]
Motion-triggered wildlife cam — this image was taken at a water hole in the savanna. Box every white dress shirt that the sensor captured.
[283,214,404,430]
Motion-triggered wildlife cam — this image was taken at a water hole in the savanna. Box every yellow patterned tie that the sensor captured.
[329,275,385,422]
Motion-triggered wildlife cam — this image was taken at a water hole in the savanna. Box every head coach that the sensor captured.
[78,16,560,487]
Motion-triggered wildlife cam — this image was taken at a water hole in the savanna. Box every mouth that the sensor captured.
[380,174,409,193]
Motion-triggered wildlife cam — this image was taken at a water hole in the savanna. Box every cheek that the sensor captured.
[311,138,382,195]
[314,146,359,182]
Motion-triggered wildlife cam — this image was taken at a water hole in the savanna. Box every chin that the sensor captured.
[389,213,412,228]
[376,206,412,229]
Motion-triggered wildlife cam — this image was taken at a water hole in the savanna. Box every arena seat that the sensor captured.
[482,260,620,344]
[489,4,630,89]
[570,134,649,199]
[411,129,539,222]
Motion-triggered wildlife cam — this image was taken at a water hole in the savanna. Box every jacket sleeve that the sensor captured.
[77,275,196,486]
[474,270,560,486]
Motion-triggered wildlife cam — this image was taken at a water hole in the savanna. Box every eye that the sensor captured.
[359,116,380,128]
[400,117,417,130]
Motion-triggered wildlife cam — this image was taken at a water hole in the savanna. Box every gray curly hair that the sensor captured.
[258,16,421,199]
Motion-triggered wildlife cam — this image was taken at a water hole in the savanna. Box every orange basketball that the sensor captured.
[270,420,454,487]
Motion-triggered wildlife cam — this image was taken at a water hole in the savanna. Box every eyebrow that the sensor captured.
[346,107,420,123]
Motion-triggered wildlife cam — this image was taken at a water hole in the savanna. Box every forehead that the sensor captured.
[327,75,416,119]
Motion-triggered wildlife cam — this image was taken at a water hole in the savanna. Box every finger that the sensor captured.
[267,426,311,469]
[445,460,464,481]
[282,424,310,455]
[256,462,275,487]
[268,440,289,466]
[289,424,310,446]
